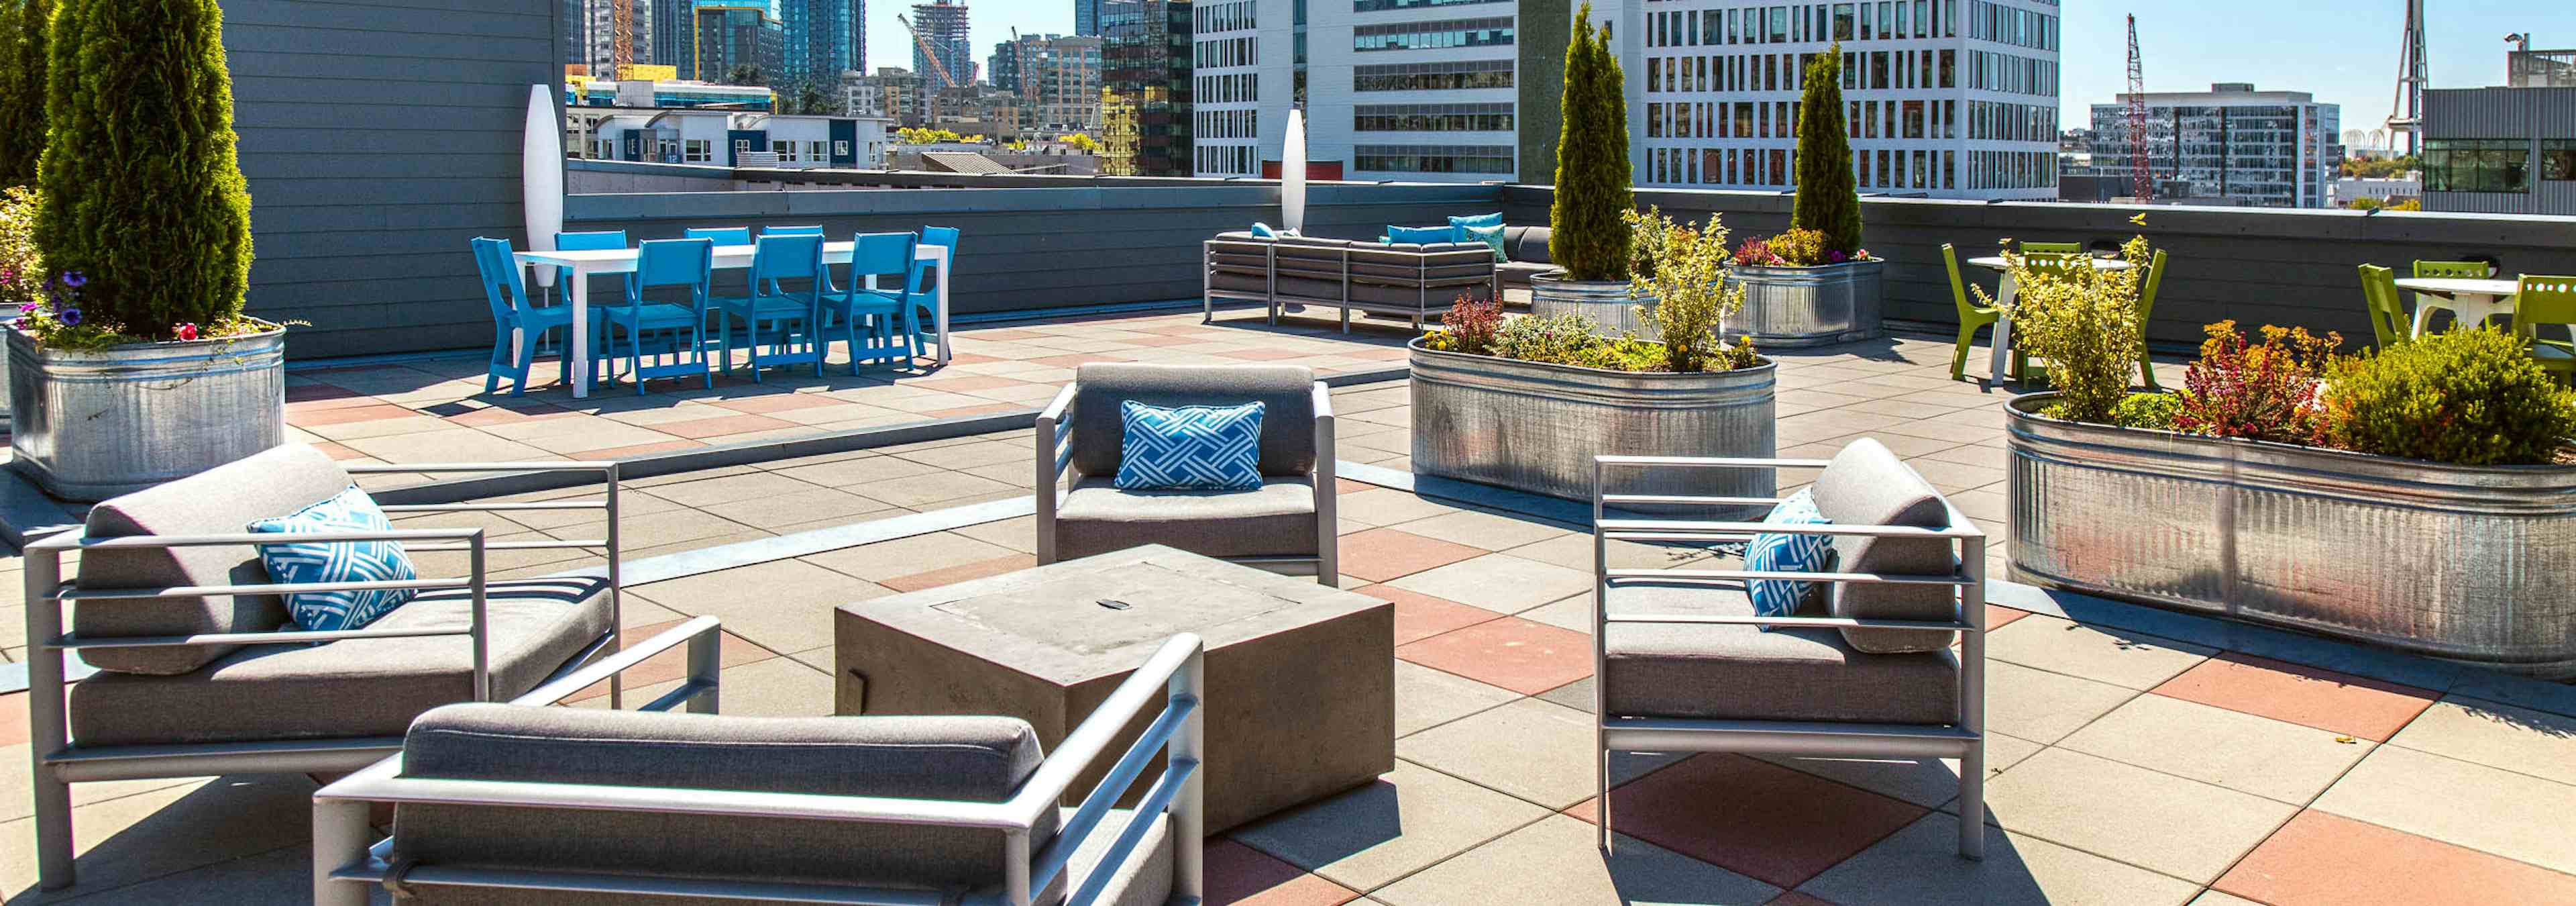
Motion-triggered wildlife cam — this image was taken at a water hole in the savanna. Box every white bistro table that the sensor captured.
[514,241,952,398]
[2394,276,2520,339]
[1968,255,2133,381]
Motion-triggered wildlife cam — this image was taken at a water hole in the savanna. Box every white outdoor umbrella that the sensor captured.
[1281,107,1307,234]
[523,84,564,291]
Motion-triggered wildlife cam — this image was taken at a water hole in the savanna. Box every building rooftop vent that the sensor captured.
[2211,83,2256,93]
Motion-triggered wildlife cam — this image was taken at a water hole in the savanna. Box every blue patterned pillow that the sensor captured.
[1446,211,1503,231]
[1457,222,1507,262]
[1116,401,1266,491]
[249,485,421,632]
[1745,489,1834,631]
[1385,225,1455,246]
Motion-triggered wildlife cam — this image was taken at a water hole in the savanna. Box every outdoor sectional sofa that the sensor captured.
[1202,232,1501,332]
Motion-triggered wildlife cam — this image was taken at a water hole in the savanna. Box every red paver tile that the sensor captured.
[570,439,704,460]
[0,691,26,748]
[906,375,1035,393]
[309,441,366,461]
[429,402,578,426]
[285,403,417,427]
[1334,478,1372,495]
[1986,604,2028,630]
[567,620,775,703]
[882,554,1040,593]
[922,403,1026,419]
[655,413,800,439]
[1204,839,1361,906]
[1115,335,1210,348]
[707,393,849,414]
[1566,754,1927,890]
[2217,810,2576,905]
[1396,617,1593,695]
[943,352,1004,365]
[1029,353,1136,368]
[1218,348,1310,361]
[1358,584,1507,646]
[1336,528,1484,583]
[2152,652,2440,742]
[964,329,1053,341]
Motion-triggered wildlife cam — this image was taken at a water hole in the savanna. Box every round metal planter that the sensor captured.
[1527,272,1658,338]
[1409,338,1776,508]
[7,323,288,501]
[1723,260,1884,348]
[2004,394,2576,677]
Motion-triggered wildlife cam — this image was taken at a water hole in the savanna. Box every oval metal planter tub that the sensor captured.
[1723,260,1884,348]
[2005,394,2576,677]
[7,322,287,501]
[1409,338,1777,507]
[1527,273,1656,337]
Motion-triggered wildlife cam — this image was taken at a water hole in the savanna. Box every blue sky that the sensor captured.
[861,0,2565,143]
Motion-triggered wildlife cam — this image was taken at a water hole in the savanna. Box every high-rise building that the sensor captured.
[696,3,788,87]
[653,0,694,74]
[1102,0,1194,176]
[1194,0,1516,182]
[1075,0,1104,36]
[910,0,976,89]
[1624,0,2059,200]
[571,0,655,77]
[852,66,931,127]
[991,34,1106,134]
[2420,85,2576,215]
[1187,0,1271,176]
[782,0,863,90]
[2088,83,2341,208]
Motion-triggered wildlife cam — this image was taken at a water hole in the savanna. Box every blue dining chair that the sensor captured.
[824,232,919,372]
[684,227,755,246]
[716,233,828,381]
[606,238,718,393]
[904,225,959,352]
[470,237,612,397]
[553,230,633,307]
[762,225,843,307]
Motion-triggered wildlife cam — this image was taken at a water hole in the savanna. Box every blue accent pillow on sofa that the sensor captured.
[1115,401,1267,491]
[1386,225,1456,246]
[249,484,422,632]
[1745,489,1835,630]
[1457,222,1507,262]
[1447,212,1503,231]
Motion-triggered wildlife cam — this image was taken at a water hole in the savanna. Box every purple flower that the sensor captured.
[10,317,23,332]
[17,302,36,314]
[57,307,79,326]
[59,272,86,289]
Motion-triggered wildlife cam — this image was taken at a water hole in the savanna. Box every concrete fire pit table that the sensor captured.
[834,544,1394,832]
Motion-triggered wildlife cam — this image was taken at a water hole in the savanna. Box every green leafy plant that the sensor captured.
[1434,294,1503,356]
[2110,392,2181,430]
[35,0,253,342]
[1976,233,2155,423]
[1790,45,1862,256]
[1625,206,1754,373]
[2171,320,2342,444]
[0,0,51,186]
[2318,326,2576,466]
[1,184,38,306]
[1546,2,1631,283]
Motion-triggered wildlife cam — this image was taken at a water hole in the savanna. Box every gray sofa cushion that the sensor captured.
[1497,260,1556,286]
[391,705,1065,899]
[1055,475,1319,561]
[1809,438,1961,654]
[75,444,352,675]
[69,576,612,746]
[1601,580,1960,725]
[1069,363,1316,478]
[1503,225,1553,264]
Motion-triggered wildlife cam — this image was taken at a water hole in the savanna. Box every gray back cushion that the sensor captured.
[76,444,351,674]
[394,704,1055,892]
[1808,438,1960,654]
[1070,364,1316,479]
[1504,225,1553,264]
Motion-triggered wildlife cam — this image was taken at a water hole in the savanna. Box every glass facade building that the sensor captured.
[1104,0,1195,176]
[2086,83,2341,208]
[781,0,863,90]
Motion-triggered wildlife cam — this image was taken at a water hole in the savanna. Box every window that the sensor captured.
[1353,144,1513,174]
[680,139,708,162]
[835,140,851,156]
[1352,17,1513,52]
[2544,140,2576,181]
[1354,59,1513,91]
[1352,0,1503,11]
[2424,139,2529,193]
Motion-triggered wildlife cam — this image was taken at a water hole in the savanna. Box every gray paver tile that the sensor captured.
[1388,509,1570,552]
[2313,743,2576,874]
[1393,660,1519,738]
[2059,694,2373,804]
[1797,813,2201,906]
[1387,554,1593,613]
[0,773,319,897]
[1984,661,2139,744]
[1985,615,2215,691]
[1372,814,1780,906]
[1397,699,1679,809]
[802,532,1022,582]
[1756,732,2043,811]
[2386,696,2576,787]
[1230,761,1550,891]
[629,559,892,653]
[1983,748,2296,883]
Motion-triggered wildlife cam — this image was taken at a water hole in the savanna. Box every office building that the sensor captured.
[1188,0,1270,175]
[2087,83,2340,209]
[1076,0,1104,36]
[851,66,932,127]
[570,107,889,168]
[653,0,694,72]
[1189,0,1511,181]
[1103,0,1194,176]
[2420,85,2576,215]
[991,34,1107,134]
[566,75,777,111]
[911,0,977,88]
[572,0,654,76]
[782,0,864,89]
[689,3,788,85]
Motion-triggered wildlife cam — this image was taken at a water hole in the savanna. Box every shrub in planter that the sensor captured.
[1546,1,1631,283]
[1789,45,1862,256]
[2171,319,2339,444]
[1974,233,2157,423]
[1421,299,1758,374]
[0,0,50,186]
[2319,326,2576,466]
[1626,207,1751,373]
[1,184,38,305]
[2109,391,2180,430]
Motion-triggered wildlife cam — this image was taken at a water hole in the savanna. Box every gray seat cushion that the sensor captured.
[74,444,353,675]
[1069,363,1316,479]
[1055,475,1319,561]
[390,705,1077,901]
[1602,580,1959,725]
[1503,225,1553,264]
[1809,438,1962,654]
[1496,260,1556,286]
[69,576,612,746]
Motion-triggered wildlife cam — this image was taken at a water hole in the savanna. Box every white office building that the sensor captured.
[1619,0,2060,200]
[1193,0,1520,182]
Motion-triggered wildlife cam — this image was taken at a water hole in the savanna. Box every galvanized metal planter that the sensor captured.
[1528,272,1658,338]
[7,322,287,501]
[1723,260,1884,348]
[2005,394,2576,677]
[1409,338,1776,506]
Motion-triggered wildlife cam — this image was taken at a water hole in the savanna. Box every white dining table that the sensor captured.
[513,241,952,398]
[1968,255,2133,381]
[2394,276,2520,339]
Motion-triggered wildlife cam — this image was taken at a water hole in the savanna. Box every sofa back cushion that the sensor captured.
[1071,364,1315,479]
[394,704,1056,893]
[76,444,352,675]
[1807,438,1961,653]
[1504,225,1554,264]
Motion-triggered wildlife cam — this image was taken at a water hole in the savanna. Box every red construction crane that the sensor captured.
[2126,14,2150,203]
[898,12,961,89]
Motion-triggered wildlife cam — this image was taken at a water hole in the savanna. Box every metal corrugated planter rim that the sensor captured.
[1725,260,1884,348]
[1527,272,1658,338]
[2004,393,2576,677]
[7,321,288,501]
[1408,337,1777,506]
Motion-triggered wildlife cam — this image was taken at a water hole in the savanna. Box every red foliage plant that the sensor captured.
[2173,320,2343,444]
[1437,294,1505,356]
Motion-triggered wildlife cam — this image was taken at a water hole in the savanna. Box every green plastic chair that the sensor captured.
[1942,244,2000,381]
[2412,260,2489,279]
[2356,264,2410,350]
[2510,274,2576,382]
[2134,250,2168,391]
[2020,242,2084,256]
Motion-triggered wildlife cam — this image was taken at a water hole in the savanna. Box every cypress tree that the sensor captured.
[1547,4,1631,282]
[36,0,252,336]
[1790,45,1864,256]
[0,0,50,186]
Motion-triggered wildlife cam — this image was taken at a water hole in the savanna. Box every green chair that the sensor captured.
[1942,243,2001,381]
[2357,264,2410,350]
[2510,275,2576,382]
[2134,249,2169,390]
[2020,242,2084,256]
[2412,260,2490,279]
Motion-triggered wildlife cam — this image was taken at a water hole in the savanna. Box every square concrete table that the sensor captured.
[835,544,1394,832]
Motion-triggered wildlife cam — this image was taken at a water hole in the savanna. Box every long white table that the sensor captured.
[2394,276,2520,338]
[513,241,951,398]
[1969,255,2133,381]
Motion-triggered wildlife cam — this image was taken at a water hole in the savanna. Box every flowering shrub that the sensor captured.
[2110,391,2181,430]
[1977,233,2155,423]
[2171,320,2341,444]
[2318,326,2576,466]
[1420,303,1757,374]
[1625,207,1753,372]
[1436,295,1503,356]
[1,185,40,309]
[1733,228,1872,268]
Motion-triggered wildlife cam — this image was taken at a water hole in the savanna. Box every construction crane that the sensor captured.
[611,0,634,77]
[897,12,961,89]
[2125,14,2150,203]
[2388,0,2428,154]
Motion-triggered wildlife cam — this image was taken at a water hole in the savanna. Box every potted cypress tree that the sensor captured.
[1529,3,1645,332]
[10,0,278,501]
[1726,46,1885,347]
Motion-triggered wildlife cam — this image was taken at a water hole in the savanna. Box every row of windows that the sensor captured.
[1353,59,1514,91]
[1966,100,2054,142]
[1964,49,2053,97]
[1197,71,1258,104]
[1354,144,1513,173]
[1193,1,1254,32]
[1642,145,1960,191]
[644,138,848,164]
[1353,17,1513,52]
[1196,108,1259,140]
[1355,103,1515,132]
[1643,97,1988,143]
[1196,36,1254,68]
[1197,144,1260,175]
[1964,0,2053,50]
[1644,48,1957,95]
[1354,0,1505,12]
[1645,1,1960,49]
[2424,139,2576,193]
[1966,149,2054,189]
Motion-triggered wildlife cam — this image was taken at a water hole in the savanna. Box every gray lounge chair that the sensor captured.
[1036,364,1338,585]
[1589,438,1991,859]
[313,624,1208,906]
[21,444,630,891]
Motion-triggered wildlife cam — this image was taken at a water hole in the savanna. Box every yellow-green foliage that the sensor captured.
[1975,233,2153,423]
[2319,326,2576,466]
[1624,206,1751,373]
[0,184,37,304]
[2108,391,2180,430]
[0,0,52,186]
[1424,309,1755,374]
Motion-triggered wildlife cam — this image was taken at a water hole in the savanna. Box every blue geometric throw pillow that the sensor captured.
[249,484,422,632]
[1115,401,1266,492]
[1744,489,1834,631]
